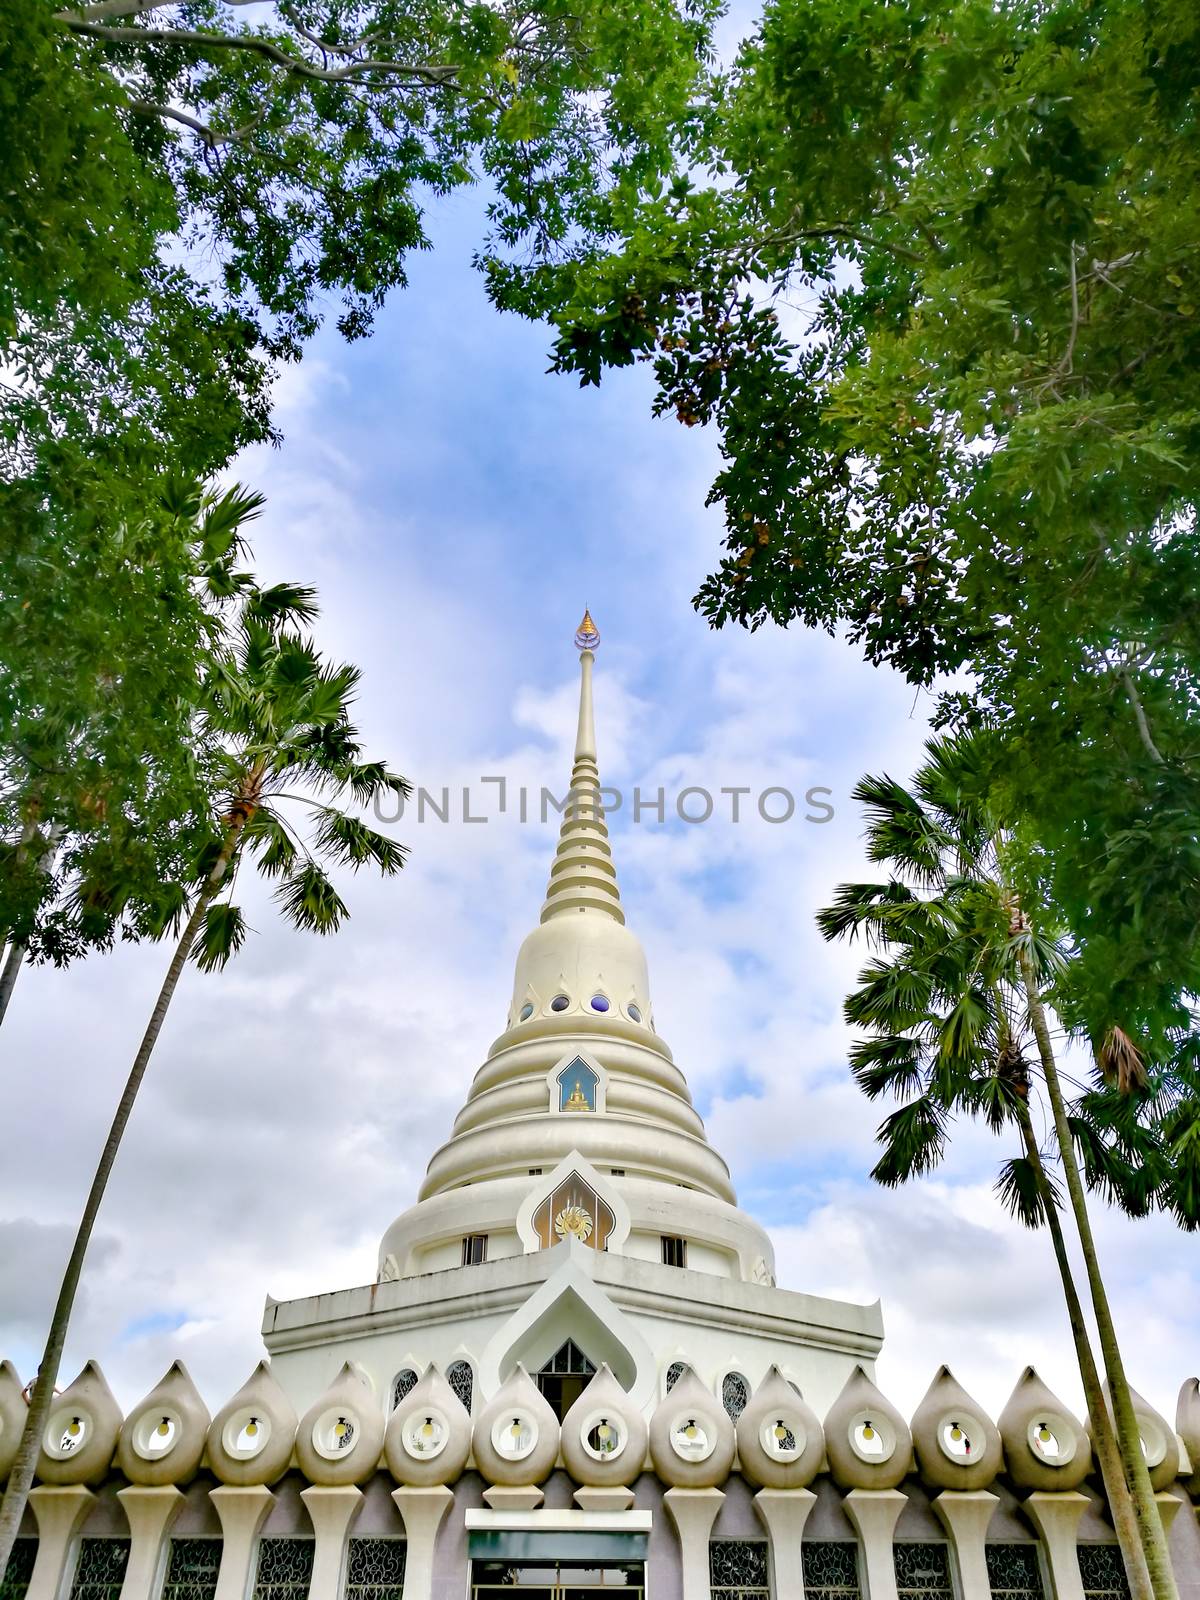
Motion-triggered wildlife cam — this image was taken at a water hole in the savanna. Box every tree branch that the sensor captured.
[1120,668,1166,765]
[57,17,465,89]
[127,97,264,147]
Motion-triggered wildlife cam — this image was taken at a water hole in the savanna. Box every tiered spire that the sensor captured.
[539,612,625,925]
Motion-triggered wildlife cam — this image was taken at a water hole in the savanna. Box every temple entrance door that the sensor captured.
[535,1339,596,1421]
[471,1561,645,1600]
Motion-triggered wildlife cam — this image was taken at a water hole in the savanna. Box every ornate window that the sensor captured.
[163,1539,222,1600]
[987,1545,1044,1600]
[1078,1547,1131,1600]
[804,1542,861,1600]
[391,1369,419,1410]
[253,1540,314,1600]
[721,1371,750,1422]
[893,1544,954,1600]
[345,1539,407,1600]
[665,1362,686,1393]
[69,1541,130,1600]
[447,1360,474,1414]
[710,1541,769,1600]
[556,1058,599,1112]
[536,1339,596,1421]
[531,1173,616,1251]
[0,1539,37,1600]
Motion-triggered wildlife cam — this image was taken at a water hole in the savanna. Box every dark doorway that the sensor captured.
[472,1561,644,1600]
[535,1340,596,1420]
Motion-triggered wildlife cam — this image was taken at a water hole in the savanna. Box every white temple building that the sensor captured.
[3,617,1199,1600]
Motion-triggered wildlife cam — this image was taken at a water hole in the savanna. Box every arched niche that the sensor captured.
[545,1050,608,1115]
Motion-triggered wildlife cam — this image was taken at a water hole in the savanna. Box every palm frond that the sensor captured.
[192,900,248,972]
[274,861,349,933]
[313,809,409,875]
[870,1095,948,1185]
[995,1155,1061,1228]
[848,1034,925,1100]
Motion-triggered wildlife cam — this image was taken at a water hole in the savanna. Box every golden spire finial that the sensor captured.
[574,609,600,651]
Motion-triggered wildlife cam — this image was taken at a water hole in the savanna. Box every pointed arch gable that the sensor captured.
[479,1255,657,1411]
[516,1151,630,1257]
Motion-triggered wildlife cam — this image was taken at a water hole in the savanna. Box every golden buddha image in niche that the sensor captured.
[557,1057,599,1112]
[532,1173,615,1251]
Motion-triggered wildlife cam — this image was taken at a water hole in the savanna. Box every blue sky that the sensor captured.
[2,179,1196,1440]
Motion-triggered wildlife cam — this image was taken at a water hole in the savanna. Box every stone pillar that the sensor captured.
[117,1486,185,1600]
[842,1488,907,1600]
[211,1484,276,1600]
[300,1486,364,1600]
[1023,1492,1088,1600]
[663,1487,725,1600]
[26,1485,95,1600]
[754,1488,817,1600]
[391,1486,454,1600]
[932,1491,998,1600]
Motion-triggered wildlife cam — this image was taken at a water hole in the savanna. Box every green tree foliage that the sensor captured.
[531,0,1200,1066]
[820,733,1193,1599]
[0,474,267,993]
[0,581,409,1573]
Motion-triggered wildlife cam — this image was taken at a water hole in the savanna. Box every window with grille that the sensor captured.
[253,1539,314,1600]
[987,1545,1044,1600]
[721,1372,750,1422]
[0,1539,37,1600]
[163,1539,222,1600]
[894,1543,954,1600]
[69,1541,130,1600]
[710,1541,769,1600]
[1078,1546,1131,1600]
[345,1538,406,1600]
[661,1235,687,1268]
[391,1369,418,1410]
[461,1234,488,1266]
[447,1360,474,1414]
[665,1362,686,1393]
[804,1541,861,1600]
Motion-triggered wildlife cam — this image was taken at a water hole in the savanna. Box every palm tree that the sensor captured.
[818,733,1175,1600]
[0,588,409,1574]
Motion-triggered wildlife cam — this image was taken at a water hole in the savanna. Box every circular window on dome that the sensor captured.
[590,995,609,1012]
[849,1411,895,1463]
[402,1409,449,1459]
[312,1408,359,1460]
[1028,1416,1075,1466]
[519,1003,534,1022]
[583,1412,626,1461]
[492,1412,538,1461]
[132,1410,181,1460]
[760,1417,802,1461]
[938,1416,978,1463]
[222,1409,270,1460]
[550,995,570,1013]
[627,1004,642,1023]
[45,1410,89,1459]
[670,1415,714,1462]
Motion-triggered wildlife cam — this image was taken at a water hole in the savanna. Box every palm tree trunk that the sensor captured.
[0,824,242,1580]
[1018,947,1179,1600]
[1017,1109,1153,1600]
[0,940,25,1027]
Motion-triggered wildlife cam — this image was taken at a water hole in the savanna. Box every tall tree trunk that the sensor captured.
[1017,1109,1153,1600]
[1019,947,1179,1600]
[0,940,25,1027]
[0,824,241,1580]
